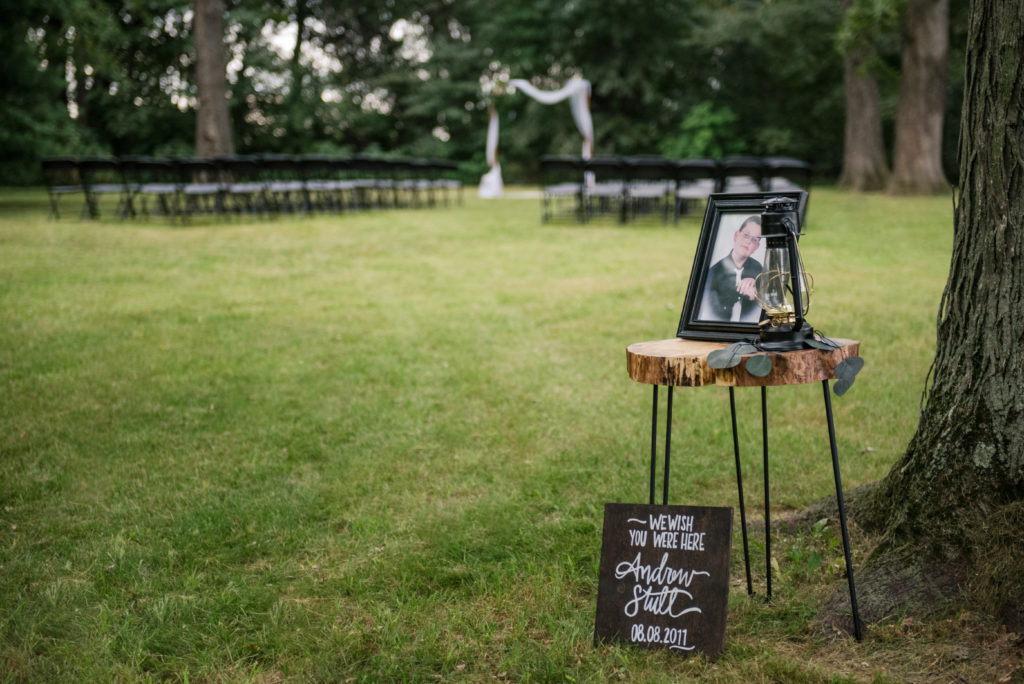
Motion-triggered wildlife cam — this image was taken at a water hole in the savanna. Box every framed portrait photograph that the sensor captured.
[676,191,808,342]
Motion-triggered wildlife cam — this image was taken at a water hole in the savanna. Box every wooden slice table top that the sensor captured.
[626,338,860,388]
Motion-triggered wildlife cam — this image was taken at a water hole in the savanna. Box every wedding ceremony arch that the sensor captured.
[478,77,593,198]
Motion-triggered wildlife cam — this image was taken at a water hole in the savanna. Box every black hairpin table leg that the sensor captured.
[647,385,676,506]
[649,385,658,505]
[762,386,772,600]
[822,380,864,641]
[730,388,753,595]
[663,386,673,505]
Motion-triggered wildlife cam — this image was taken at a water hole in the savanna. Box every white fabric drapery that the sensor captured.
[478,77,593,198]
[478,104,504,198]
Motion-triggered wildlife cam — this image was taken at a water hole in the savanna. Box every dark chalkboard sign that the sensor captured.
[594,503,733,658]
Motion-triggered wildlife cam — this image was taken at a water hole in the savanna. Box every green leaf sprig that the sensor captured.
[810,332,865,395]
[705,333,865,394]
[707,341,773,377]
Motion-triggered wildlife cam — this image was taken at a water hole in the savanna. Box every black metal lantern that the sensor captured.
[755,196,814,350]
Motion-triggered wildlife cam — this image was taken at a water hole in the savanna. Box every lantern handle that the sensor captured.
[786,232,805,330]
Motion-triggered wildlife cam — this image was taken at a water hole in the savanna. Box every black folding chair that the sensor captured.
[331,157,364,211]
[260,154,306,214]
[346,156,384,210]
[298,155,335,213]
[392,158,434,209]
[673,158,719,222]
[41,158,83,219]
[764,157,812,192]
[720,156,766,194]
[540,155,584,223]
[583,156,627,223]
[624,156,674,224]
[176,158,225,219]
[418,160,457,207]
[79,157,131,219]
[123,157,181,221]
[220,156,270,217]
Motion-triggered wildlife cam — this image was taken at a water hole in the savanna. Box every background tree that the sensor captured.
[838,49,889,191]
[838,0,1024,630]
[888,0,950,194]
[194,0,234,157]
[837,0,894,191]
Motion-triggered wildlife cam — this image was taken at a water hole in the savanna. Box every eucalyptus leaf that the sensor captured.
[806,338,839,351]
[707,342,758,369]
[744,354,773,377]
[832,357,865,395]
[834,356,865,382]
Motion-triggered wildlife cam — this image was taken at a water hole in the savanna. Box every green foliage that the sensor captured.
[1,0,966,184]
[833,356,865,396]
[708,342,759,369]
[836,0,906,59]
[659,102,740,160]
[706,330,867,388]
[744,354,773,377]
[688,0,847,174]
[706,345,774,378]
[0,1,99,183]
[785,518,841,582]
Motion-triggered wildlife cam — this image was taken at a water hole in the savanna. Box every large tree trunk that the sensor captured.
[888,0,950,194]
[194,0,234,158]
[837,0,1024,633]
[837,44,889,192]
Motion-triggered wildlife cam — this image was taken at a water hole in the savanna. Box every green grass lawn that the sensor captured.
[2,187,1018,681]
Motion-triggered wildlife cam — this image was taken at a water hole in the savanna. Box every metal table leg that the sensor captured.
[663,386,673,505]
[649,385,658,505]
[822,380,864,641]
[730,388,753,595]
[642,380,860,640]
[762,386,772,600]
[648,385,675,506]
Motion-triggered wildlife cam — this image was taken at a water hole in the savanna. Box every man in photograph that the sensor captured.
[702,216,763,322]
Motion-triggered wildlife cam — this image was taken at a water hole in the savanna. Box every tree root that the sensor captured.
[804,487,1024,637]
[818,554,968,638]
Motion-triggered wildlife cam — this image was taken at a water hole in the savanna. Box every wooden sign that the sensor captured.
[594,503,733,658]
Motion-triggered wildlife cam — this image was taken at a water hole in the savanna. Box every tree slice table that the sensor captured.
[625,337,863,640]
[626,337,860,387]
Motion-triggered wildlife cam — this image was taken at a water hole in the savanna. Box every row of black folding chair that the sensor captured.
[539,155,811,224]
[540,155,680,224]
[41,157,178,220]
[176,156,461,219]
[41,156,462,221]
[671,156,812,220]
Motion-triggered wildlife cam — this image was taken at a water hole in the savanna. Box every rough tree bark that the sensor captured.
[888,0,950,194]
[838,46,890,191]
[832,0,1024,633]
[838,0,890,192]
[194,0,234,158]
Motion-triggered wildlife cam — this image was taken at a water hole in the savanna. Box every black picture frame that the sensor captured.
[676,191,808,342]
